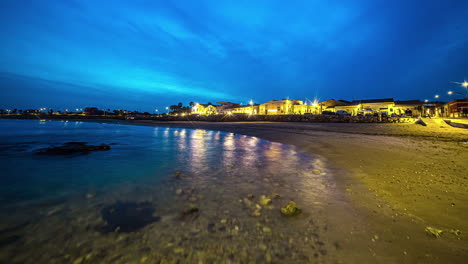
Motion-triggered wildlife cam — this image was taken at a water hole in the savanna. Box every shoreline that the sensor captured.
[99,119,468,261]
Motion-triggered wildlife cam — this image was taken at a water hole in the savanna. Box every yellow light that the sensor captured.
[434,95,439,98]
[448,91,453,95]
[462,81,468,88]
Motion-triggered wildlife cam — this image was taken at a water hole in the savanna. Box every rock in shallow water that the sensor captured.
[280,201,302,216]
[36,142,110,155]
[99,201,160,233]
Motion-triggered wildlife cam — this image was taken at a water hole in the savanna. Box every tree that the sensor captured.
[189,102,195,107]
[12,109,17,114]
[177,102,183,108]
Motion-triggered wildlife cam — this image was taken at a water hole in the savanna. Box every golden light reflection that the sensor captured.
[241,136,260,166]
[264,142,282,161]
[189,129,207,172]
[177,129,188,152]
[223,132,235,166]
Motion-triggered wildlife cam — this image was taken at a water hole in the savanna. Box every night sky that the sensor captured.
[1,0,467,111]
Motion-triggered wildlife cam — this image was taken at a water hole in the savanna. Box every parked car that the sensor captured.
[322,111,336,115]
[336,110,351,116]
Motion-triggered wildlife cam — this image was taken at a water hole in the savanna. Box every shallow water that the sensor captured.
[0,119,347,263]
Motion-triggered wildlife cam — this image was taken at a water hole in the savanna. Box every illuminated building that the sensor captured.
[258,99,317,115]
[447,99,468,117]
[191,103,218,115]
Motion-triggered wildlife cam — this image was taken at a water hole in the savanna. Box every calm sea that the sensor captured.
[0,119,340,263]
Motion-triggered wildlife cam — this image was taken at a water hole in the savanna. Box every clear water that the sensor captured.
[0,119,343,263]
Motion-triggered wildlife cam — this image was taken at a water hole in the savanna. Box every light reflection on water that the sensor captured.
[0,120,339,263]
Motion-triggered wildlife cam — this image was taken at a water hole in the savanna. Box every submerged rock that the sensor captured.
[173,171,188,179]
[179,207,200,221]
[36,142,110,155]
[280,201,302,216]
[251,208,262,217]
[311,169,321,175]
[259,195,272,206]
[99,201,160,233]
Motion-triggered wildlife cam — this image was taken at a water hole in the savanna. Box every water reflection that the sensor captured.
[0,121,339,264]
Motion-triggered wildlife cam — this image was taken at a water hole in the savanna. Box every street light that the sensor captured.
[434,94,439,99]
[451,79,468,98]
[424,99,429,103]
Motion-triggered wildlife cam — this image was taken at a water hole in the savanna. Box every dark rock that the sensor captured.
[99,201,159,233]
[36,142,110,155]
[173,171,188,179]
[179,207,200,221]
[207,223,216,233]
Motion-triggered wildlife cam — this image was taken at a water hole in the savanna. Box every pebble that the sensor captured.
[73,257,84,264]
[263,227,272,233]
[251,209,261,217]
[312,169,321,175]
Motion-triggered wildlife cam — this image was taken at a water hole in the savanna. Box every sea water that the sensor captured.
[0,119,342,263]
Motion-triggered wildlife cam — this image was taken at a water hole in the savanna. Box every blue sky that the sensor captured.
[1,0,467,111]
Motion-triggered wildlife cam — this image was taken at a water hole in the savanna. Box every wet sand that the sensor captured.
[111,119,468,263]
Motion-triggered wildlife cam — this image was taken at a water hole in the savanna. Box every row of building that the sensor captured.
[190,98,468,118]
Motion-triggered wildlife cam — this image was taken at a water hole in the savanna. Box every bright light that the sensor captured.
[249,99,254,105]
[434,95,439,99]
[462,81,468,88]
[424,99,428,103]
[448,91,453,95]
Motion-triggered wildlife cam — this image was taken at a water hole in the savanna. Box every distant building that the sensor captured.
[447,99,468,117]
[230,104,260,115]
[332,98,394,116]
[259,99,317,115]
[394,100,424,116]
[423,101,447,117]
[215,102,241,114]
[191,103,218,115]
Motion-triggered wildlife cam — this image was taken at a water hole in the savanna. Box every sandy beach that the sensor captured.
[99,118,468,262]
